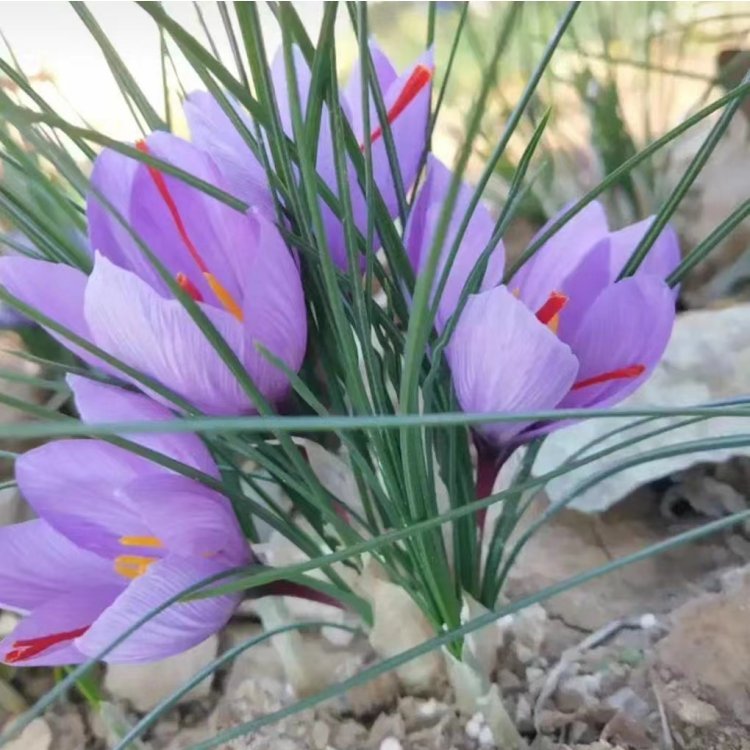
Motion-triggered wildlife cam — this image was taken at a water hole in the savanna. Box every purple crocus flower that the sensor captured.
[185,41,433,270]
[0,376,248,665]
[406,157,679,497]
[0,132,307,415]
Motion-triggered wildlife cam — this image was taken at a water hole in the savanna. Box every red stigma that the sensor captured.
[535,291,568,326]
[364,64,433,148]
[572,364,646,391]
[176,272,204,302]
[6,626,90,663]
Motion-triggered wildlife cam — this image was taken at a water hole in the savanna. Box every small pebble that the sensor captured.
[478,725,496,747]
[465,718,482,740]
[640,613,657,629]
[379,738,403,750]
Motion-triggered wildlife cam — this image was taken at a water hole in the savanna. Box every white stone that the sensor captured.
[537,304,750,512]
[465,718,482,740]
[478,725,496,747]
[379,738,403,750]
[104,635,218,712]
[2,719,52,750]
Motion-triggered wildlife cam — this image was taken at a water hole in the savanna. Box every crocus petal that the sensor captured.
[0,587,121,666]
[0,256,113,373]
[608,217,681,284]
[560,275,675,409]
[128,131,249,305]
[0,521,120,613]
[15,440,151,558]
[511,201,610,310]
[366,48,433,218]
[84,253,250,414]
[270,45,313,135]
[405,155,504,326]
[88,147,156,283]
[66,375,220,479]
[122,474,250,566]
[343,40,398,141]
[447,286,578,445]
[77,556,240,663]
[553,237,612,343]
[184,91,273,212]
[240,212,307,402]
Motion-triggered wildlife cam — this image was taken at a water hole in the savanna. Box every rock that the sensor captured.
[369,712,405,745]
[357,559,444,693]
[536,303,750,512]
[311,720,330,749]
[556,674,602,712]
[509,604,547,664]
[1,718,52,750]
[657,576,750,726]
[603,687,649,721]
[47,711,86,750]
[505,492,739,630]
[104,635,219,712]
[665,687,721,727]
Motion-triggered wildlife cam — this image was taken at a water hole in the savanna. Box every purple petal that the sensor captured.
[560,275,675,409]
[15,440,151,558]
[84,253,251,414]
[270,45,313,135]
[122,474,250,566]
[447,286,578,445]
[0,520,120,613]
[0,587,121,667]
[608,217,681,285]
[66,375,220,478]
[88,148,152,280]
[128,132,249,306]
[511,201,610,311]
[405,155,505,326]
[0,256,114,373]
[344,40,398,143]
[184,91,273,212]
[366,48,433,217]
[240,212,307,402]
[77,555,240,663]
[554,237,612,343]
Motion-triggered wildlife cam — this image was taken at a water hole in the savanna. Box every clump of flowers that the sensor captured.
[0,29,681,688]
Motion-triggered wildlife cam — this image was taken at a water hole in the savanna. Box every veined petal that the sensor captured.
[184,91,273,212]
[366,48,433,217]
[405,155,505,326]
[0,521,120,613]
[608,216,681,286]
[0,256,114,373]
[122,474,250,566]
[0,587,120,666]
[447,286,578,445]
[88,147,159,286]
[77,556,240,663]
[84,253,251,414]
[129,132,249,306]
[560,275,675,409]
[343,40,398,141]
[240,212,307,403]
[15,440,150,558]
[66,375,220,479]
[512,201,610,311]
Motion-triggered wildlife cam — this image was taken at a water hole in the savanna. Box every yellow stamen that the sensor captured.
[119,535,164,549]
[204,272,244,321]
[547,313,561,334]
[114,555,157,580]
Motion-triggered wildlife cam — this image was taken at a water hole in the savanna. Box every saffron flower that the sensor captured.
[0,131,307,415]
[406,157,679,473]
[186,42,433,270]
[0,376,249,665]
